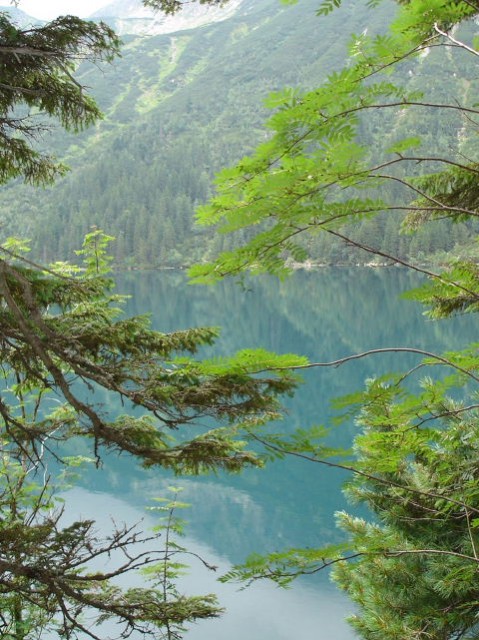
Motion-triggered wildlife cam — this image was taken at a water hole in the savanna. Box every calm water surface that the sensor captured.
[65,269,477,639]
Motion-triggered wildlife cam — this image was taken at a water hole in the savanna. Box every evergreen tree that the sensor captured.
[0,11,119,184]
[0,4,303,637]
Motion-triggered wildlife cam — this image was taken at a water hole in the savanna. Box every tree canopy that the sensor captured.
[189,0,479,283]
[187,0,479,638]
[0,3,304,638]
[0,12,120,184]
[0,229,305,639]
[4,0,479,638]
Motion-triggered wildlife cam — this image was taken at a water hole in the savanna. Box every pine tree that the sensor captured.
[0,12,119,184]
[0,4,304,637]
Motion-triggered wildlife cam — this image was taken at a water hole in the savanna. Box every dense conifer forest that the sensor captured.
[1,0,475,268]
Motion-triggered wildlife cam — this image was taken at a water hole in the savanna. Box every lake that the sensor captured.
[63,268,477,639]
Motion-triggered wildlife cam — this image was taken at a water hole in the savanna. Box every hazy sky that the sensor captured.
[11,1,108,19]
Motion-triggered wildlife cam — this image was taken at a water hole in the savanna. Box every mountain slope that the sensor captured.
[0,0,429,267]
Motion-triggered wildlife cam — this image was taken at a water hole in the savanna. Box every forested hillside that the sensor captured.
[0,0,474,266]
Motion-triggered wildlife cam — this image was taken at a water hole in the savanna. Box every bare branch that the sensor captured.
[433,23,479,57]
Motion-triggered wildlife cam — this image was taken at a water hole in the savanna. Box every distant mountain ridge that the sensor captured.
[0,5,41,26]
[89,0,245,35]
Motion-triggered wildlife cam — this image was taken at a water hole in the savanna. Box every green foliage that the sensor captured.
[187,0,479,280]
[0,12,120,185]
[0,215,306,637]
[317,0,342,16]
[75,228,115,275]
[220,542,350,588]
[0,3,316,638]
[330,371,479,639]
[0,230,301,470]
[405,260,479,317]
[188,1,479,638]
[4,0,479,636]
[0,456,222,640]
[4,0,456,269]
[142,487,223,640]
